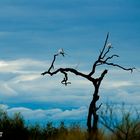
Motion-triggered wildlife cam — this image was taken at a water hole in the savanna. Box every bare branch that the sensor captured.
[88,32,135,77]
[42,64,96,84]
[101,44,112,59]
[96,103,103,111]
[48,54,58,72]
[88,60,99,76]
[89,33,109,76]
[104,54,119,62]
[100,120,115,134]
[97,69,108,86]
[103,62,135,73]
[61,71,71,86]
[99,32,109,59]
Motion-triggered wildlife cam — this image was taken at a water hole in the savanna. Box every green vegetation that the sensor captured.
[0,106,140,140]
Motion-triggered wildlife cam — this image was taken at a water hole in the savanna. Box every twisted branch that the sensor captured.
[61,71,71,86]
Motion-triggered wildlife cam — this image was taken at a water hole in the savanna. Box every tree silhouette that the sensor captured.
[41,33,135,133]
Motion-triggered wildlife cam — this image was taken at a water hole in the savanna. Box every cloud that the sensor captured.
[11,74,41,83]
[102,80,134,89]
[0,58,139,111]
[0,59,47,74]
[0,82,17,96]
[0,59,91,106]
[0,104,87,124]
[53,106,87,120]
[0,104,9,110]
[111,90,140,105]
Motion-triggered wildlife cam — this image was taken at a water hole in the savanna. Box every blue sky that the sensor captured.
[0,0,140,126]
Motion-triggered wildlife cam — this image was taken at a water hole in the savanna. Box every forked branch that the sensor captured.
[88,33,135,76]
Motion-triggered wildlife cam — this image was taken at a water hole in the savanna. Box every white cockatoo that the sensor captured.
[106,43,112,48]
[58,48,65,56]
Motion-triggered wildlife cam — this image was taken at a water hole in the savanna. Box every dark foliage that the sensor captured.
[0,106,140,140]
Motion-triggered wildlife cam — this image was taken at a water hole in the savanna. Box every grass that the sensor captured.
[0,106,140,140]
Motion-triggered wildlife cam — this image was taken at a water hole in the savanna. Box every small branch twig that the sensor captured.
[103,62,135,73]
[96,103,103,111]
[99,32,109,60]
[101,45,112,59]
[104,54,119,62]
[61,71,71,86]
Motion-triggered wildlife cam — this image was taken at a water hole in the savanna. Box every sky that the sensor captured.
[0,0,140,126]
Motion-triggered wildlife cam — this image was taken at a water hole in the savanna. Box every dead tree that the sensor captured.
[41,33,135,133]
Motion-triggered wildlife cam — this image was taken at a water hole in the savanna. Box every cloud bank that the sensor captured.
[0,58,139,124]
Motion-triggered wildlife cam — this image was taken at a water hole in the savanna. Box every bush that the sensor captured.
[0,110,28,140]
[100,104,140,140]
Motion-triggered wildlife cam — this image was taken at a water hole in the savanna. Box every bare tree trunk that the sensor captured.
[87,87,99,133]
[87,99,93,132]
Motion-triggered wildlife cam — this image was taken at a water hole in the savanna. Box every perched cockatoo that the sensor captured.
[106,43,112,48]
[58,48,65,56]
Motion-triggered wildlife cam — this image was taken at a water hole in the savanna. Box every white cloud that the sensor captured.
[7,107,47,120]
[112,90,140,105]
[0,82,17,96]
[11,74,42,83]
[1,105,87,124]
[0,104,9,110]
[0,59,46,74]
[53,106,87,120]
[0,59,139,124]
[0,58,139,110]
[102,80,134,89]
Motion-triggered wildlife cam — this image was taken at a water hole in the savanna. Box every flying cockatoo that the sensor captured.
[58,48,65,56]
